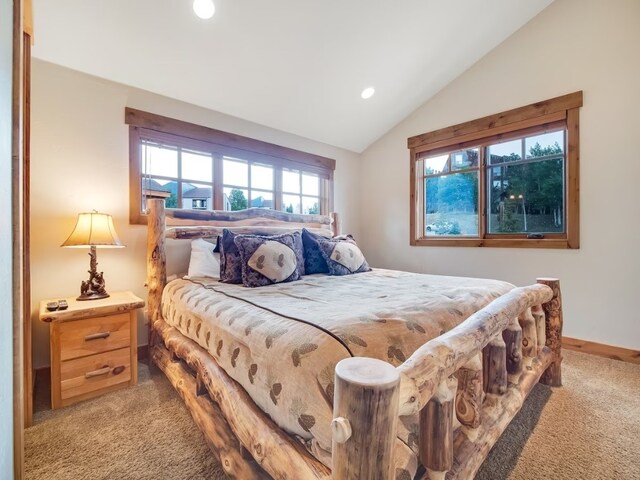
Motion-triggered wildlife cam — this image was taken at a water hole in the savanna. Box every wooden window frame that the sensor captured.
[409,91,582,249]
[126,108,336,225]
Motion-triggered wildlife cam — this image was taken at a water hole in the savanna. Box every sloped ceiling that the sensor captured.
[32,0,554,152]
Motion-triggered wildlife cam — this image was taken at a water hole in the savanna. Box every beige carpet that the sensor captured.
[25,350,640,480]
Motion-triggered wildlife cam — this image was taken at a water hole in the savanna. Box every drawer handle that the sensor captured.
[85,331,110,341]
[84,365,126,379]
[85,366,112,378]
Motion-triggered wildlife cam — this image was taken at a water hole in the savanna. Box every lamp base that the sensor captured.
[78,246,110,301]
[76,291,110,301]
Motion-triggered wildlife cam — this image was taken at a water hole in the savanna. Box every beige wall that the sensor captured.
[359,0,640,349]
[30,60,362,368]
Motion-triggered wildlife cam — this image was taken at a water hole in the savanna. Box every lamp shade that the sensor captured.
[61,212,125,248]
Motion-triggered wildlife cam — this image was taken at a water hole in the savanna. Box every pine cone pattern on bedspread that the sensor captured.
[161,269,513,479]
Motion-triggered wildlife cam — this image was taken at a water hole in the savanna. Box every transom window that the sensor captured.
[127,109,334,224]
[410,92,582,248]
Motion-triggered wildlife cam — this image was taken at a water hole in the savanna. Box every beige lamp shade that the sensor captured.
[61,212,125,248]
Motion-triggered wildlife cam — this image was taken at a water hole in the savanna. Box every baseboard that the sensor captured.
[563,336,640,364]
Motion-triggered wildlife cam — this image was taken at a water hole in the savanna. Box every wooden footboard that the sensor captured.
[332,280,563,480]
[145,199,564,480]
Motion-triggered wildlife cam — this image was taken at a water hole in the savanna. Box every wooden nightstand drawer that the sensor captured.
[60,347,132,401]
[59,312,131,361]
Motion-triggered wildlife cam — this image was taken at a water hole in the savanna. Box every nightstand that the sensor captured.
[39,291,145,409]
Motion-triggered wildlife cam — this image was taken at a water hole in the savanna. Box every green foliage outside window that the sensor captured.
[228,189,248,211]
[491,141,564,233]
[165,194,178,208]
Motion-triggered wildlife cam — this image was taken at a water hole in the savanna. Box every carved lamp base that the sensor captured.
[77,246,110,301]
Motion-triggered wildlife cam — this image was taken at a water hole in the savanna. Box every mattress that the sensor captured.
[161,269,513,478]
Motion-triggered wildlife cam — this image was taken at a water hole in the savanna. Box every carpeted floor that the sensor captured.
[25,350,640,480]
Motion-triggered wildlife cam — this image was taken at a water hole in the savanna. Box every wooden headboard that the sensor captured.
[145,198,338,345]
[163,204,338,239]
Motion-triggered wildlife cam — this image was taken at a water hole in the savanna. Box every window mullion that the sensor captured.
[479,148,486,239]
[177,148,183,208]
[247,161,252,206]
[213,154,223,210]
[274,166,283,211]
[299,173,303,214]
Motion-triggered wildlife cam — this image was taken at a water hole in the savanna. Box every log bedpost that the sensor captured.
[332,357,400,480]
[502,317,523,384]
[330,212,340,237]
[482,335,507,395]
[455,353,483,432]
[537,278,563,387]
[420,376,458,480]
[147,198,167,348]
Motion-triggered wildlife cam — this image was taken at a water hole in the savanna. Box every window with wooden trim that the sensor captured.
[409,92,582,248]
[126,109,335,225]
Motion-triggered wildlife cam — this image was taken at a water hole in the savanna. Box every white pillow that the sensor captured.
[187,238,220,278]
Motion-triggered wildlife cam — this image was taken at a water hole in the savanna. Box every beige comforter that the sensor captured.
[161,269,513,478]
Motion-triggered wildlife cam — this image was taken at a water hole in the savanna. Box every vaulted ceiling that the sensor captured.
[32,0,554,152]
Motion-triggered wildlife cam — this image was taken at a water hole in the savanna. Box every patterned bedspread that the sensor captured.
[161,269,513,478]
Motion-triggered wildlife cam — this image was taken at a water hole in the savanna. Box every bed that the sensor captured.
[145,199,564,480]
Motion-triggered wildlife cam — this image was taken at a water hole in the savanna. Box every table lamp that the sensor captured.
[61,211,125,300]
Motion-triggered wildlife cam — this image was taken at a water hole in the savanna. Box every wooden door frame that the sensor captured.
[22,11,32,431]
[12,0,32,477]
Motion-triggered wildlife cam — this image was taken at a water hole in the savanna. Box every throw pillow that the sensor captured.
[219,229,244,283]
[301,228,330,274]
[234,233,302,287]
[186,238,220,278]
[316,236,371,276]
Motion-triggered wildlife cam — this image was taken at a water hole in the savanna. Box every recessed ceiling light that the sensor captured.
[193,0,215,19]
[361,87,375,99]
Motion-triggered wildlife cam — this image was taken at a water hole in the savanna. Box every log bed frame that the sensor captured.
[145,199,563,480]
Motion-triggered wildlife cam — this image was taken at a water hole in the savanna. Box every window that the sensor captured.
[409,92,582,248]
[127,109,335,224]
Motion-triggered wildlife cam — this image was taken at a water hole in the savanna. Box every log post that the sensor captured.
[455,353,483,430]
[518,308,537,368]
[147,199,167,348]
[537,278,563,387]
[483,334,507,395]
[502,317,523,384]
[531,304,546,354]
[420,376,458,480]
[332,357,400,480]
[330,212,340,237]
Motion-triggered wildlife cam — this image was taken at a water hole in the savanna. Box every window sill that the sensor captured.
[411,237,577,249]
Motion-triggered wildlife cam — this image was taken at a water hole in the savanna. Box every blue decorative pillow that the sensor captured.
[234,233,302,287]
[219,230,243,283]
[290,231,305,276]
[316,236,371,276]
[302,229,330,274]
